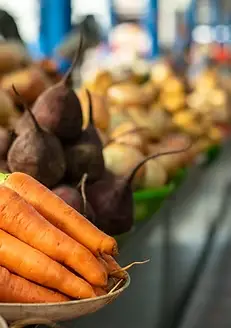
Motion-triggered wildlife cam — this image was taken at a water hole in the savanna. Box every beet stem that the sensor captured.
[105,126,150,147]
[12,85,43,133]
[85,89,94,126]
[128,142,192,184]
[62,33,84,87]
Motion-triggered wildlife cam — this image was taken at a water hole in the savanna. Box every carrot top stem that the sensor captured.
[111,259,150,275]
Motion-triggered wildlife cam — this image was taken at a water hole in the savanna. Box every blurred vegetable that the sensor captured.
[1,67,52,104]
[103,143,145,187]
[142,160,167,189]
[77,87,110,132]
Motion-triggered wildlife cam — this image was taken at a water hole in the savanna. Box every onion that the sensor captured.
[103,143,145,187]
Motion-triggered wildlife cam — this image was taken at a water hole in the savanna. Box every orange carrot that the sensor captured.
[102,254,127,279]
[93,287,107,296]
[0,229,95,299]
[2,172,117,256]
[0,186,107,287]
[0,266,70,303]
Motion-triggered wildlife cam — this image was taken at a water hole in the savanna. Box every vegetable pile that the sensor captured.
[0,171,130,303]
[0,38,192,236]
[0,38,230,237]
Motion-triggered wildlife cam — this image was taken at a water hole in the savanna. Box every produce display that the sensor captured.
[0,37,230,238]
[0,171,131,304]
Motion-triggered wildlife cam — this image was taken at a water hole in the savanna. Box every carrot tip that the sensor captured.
[111,259,150,275]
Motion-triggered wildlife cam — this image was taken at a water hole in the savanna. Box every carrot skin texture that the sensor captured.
[0,266,70,303]
[93,287,107,296]
[0,229,96,299]
[4,172,118,255]
[0,186,107,287]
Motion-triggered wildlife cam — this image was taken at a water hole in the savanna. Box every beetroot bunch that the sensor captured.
[0,36,190,236]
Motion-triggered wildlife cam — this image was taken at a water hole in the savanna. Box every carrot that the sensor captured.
[0,186,107,287]
[93,287,107,296]
[2,172,118,256]
[0,266,70,303]
[101,254,127,279]
[0,229,95,299]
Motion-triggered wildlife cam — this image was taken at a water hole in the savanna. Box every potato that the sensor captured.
[76,88,110,132]
[127,106,171,139]
[107,81,156,107]
[84,70,113,95]
[151,61,173,86]
[0,41,31,74]
[162,77,184,94]
[172,111,204,137]
[110,121,146,152]
[160,93,186,112]
[109,108,131,131]
[0,89,21,128]
[1,67,52,104]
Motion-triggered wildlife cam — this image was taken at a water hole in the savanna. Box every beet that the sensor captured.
[15,35,84,141]
[7,86,66,188]
[65,90,105,183]
[0,160,9,173]
[52,184,95,222]
[0,127,11,159]
[86,146,190,235]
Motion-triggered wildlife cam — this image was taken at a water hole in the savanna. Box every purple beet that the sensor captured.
[86,146,191,235]
[15,35,84,141]
[52,184,95,222]
[7,86,66,188]
[65,90,105,183]
[0,160,9,173]
[0,127,11,159]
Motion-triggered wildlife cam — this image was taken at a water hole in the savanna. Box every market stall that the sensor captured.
[0,0,229,327]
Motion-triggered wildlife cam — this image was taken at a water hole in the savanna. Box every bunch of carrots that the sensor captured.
[0,171,129,303]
